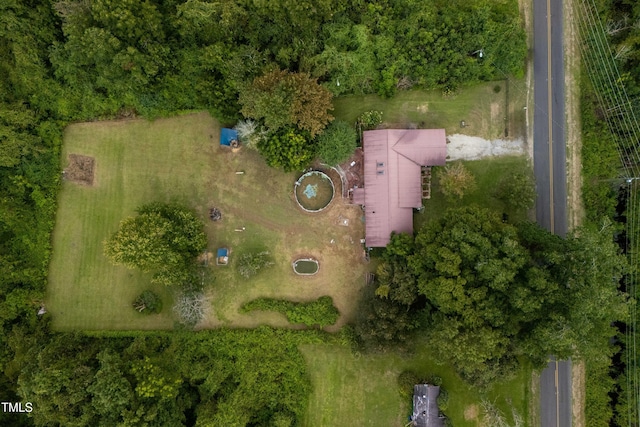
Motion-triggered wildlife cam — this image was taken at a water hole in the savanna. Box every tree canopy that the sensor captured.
[239,69,334,137]
[104,203,206,286]
[257,127,315,172]
[316,120,357,166]
[410,207,628,385]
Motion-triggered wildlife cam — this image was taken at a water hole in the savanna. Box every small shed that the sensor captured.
[412,384,446,427]
[216,248,229,266]
[220,128,239,147]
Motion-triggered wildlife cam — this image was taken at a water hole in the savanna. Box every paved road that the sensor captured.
[533,0,567,236]
[540,357,572,427]
[533,0,571,425]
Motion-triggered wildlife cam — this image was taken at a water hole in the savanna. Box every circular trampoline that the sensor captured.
[294,171,335,212]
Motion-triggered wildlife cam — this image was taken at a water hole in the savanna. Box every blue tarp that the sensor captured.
[217,248,228,258]
[220,128,238,146]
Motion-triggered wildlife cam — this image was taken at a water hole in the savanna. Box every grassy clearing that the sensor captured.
[415,156,533,231]
[333,80,527,141]
[48,112,367,330]
[301,342,531,427]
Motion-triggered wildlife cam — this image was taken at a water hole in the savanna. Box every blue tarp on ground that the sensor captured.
[220,128,238,146]
[216,248,229,265]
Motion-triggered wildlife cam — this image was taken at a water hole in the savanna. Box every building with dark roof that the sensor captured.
[358,129,447,247]
[412,384,446,427]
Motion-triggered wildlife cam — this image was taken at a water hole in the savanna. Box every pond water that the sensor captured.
[293,259,319,275]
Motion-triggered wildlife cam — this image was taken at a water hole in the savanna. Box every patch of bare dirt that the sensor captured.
[465,404,480,422]
[572,361,586,427]
[64,154,95,185]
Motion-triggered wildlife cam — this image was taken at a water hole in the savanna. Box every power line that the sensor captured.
[575,0,640,425]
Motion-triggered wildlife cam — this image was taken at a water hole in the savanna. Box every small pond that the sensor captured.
[293,258,319,275]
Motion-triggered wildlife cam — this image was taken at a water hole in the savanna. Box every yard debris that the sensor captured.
[209,207,222,221]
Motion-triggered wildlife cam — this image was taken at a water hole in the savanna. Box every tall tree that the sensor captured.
[256,127,315,172]
[104,203,207,286]
[410,207,560,384]
[239,69,333,137]
[315,120,357,166]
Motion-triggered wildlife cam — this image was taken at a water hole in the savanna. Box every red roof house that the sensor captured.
[360,129,446,247]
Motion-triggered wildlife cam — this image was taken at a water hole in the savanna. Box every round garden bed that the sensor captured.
[294,170,335,212]
[292,258,319,276]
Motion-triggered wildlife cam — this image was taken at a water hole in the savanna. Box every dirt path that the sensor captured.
[447,135,525,161]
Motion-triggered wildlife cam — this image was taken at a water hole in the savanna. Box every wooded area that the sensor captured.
[355,208,627,387]
[0,0,530,425]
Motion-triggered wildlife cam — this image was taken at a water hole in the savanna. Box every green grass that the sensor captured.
[48,112,368,330]
[301,342,531,427]
[333,80,526,140]
[414,156,533,231]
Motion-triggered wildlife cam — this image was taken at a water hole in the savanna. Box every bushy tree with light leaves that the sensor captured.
[104,203,207,286]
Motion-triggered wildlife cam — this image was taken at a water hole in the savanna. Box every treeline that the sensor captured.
[578,1,640,426]
[0,0,526,425]
[4,0,526,122]
[354,207,628,388]
[12,326,320,426]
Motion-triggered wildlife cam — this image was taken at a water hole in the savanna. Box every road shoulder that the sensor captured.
[565,0,586,425]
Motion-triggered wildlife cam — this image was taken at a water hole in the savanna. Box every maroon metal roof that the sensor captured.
[362,129,446,247]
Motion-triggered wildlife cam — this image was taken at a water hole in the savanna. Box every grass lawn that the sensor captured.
[301,342,531,427]
[333,79,528,141]
[415,156,534,232]
[48,111,368,330]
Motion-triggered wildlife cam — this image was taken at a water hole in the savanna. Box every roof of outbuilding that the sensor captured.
[412,384,445,427]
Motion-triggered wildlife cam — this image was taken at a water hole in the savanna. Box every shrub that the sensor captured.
[425,374,443,387]
[237,251,274,278]
[316,120,357,166]
[436,388,449,411]
[235,119,266,149]
[173,291,207,327]
[438,162,476,199]
[494,170,536,210]
[397,370,421,399]
[241,296,339,328]
[357,110,383,130]
[257,127,315,172]
[133,290,163,314]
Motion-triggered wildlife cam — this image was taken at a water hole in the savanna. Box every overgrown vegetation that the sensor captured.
[576,0,640,424]
[0,0,529,424]
[15,328,317,426]
[241,297,340,328]
[236,251,274,279]
[133,290,163,315]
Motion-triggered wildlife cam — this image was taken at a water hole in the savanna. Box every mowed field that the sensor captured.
[301,340,537,427]
[334,79,528,141]
[47,111,367,330]
[301,342,531,427]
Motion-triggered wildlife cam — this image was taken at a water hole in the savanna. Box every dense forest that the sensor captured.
[0,0,528,425]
